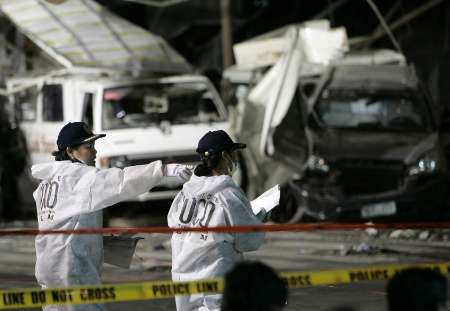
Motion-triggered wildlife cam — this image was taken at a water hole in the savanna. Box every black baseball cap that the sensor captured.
[57,122,106,150]
[196,130,246,156]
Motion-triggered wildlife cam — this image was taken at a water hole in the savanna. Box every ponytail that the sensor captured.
[52,147,81,163]
[52,149,71,161]
[194,153,222,176]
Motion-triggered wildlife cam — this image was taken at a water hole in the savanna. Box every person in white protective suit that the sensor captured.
[167,130,267,311]
[32,122,191,311]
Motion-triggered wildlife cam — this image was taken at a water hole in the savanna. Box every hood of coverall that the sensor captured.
[183,173,237,196]
[31,161,71,180]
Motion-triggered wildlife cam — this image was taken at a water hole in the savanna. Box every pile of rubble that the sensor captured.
[365,228,450,242]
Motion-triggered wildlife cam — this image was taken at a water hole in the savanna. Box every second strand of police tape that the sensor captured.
[1,261,450,309]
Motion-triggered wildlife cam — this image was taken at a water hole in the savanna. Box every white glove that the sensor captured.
[162,164,193,183]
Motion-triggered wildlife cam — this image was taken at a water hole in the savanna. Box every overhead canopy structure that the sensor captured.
[0,0,191,74]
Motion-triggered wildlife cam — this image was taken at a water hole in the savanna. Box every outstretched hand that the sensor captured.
[163,164,193,183]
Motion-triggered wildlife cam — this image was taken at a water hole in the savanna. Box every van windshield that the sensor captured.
[315,90,432,132]
[102,82,225,130]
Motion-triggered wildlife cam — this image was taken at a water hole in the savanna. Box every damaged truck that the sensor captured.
[226,22,450,222]
[279,61,450,222]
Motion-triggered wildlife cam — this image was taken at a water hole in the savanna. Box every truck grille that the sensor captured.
[334,159,405,196]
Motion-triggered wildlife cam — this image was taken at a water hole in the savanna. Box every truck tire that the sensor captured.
[270,183,311,224]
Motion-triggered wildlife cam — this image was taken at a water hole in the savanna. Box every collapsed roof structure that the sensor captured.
[0,0,190,75]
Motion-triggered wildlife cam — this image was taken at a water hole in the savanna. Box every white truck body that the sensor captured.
[7,72,229,201]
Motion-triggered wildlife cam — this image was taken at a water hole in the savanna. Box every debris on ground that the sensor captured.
[358,227,450,245]
[365,228,378,237]
[389,229,417,239]
[153,244,166,251]
[418,231,430,240]
[340,243,381,255]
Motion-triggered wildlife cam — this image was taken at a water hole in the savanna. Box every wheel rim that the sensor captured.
[270,185,300,223]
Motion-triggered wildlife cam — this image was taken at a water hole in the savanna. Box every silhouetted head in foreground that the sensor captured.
[221,261,288,311]
[387,268,447,311]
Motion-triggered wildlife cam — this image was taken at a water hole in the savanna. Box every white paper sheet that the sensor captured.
[250,184,280,215]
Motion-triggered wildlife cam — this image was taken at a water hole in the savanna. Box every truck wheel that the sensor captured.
[270,184,310,224]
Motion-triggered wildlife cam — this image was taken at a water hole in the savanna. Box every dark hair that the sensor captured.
[51,144,82,162]
[194,150,232,176]
[52,149,71,161]
[221,261,288,311]
[387,268,447,311]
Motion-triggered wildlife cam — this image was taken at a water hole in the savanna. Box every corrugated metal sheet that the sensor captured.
[0,0,191,74]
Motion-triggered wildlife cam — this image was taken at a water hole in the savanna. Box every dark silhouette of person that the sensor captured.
[221,261,288,311]
[387,268,448,311]
[0,96,28,220]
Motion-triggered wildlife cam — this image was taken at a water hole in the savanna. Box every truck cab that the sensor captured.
[226,47,450,222]
[8,71,229,201]
[277,63,450,222]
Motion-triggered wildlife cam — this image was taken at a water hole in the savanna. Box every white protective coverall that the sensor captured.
[167,174,265,311]
[32,160,175,311]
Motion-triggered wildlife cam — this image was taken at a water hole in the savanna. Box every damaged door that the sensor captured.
[247,29,313,223]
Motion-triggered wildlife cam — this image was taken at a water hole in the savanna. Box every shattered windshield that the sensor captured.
[102,82,225,130]
[315,89,432,131]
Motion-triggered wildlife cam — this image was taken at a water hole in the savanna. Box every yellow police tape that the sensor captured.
[1,261,449,309]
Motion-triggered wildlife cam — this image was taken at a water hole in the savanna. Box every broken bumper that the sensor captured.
[295,174,449,221]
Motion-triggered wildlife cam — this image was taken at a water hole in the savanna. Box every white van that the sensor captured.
[7,70,229,201]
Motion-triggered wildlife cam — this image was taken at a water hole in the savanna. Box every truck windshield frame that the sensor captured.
[314,89,433,132]
[101,81,226,130]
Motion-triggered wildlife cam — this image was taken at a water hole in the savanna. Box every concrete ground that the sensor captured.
[1,218,450,311]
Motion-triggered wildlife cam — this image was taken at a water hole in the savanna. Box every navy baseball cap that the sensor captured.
[57,122,105,150]
[196,130,246,156]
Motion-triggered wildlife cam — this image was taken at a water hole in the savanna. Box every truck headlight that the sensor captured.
[408,152,438,176]
[307,155,330,173]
